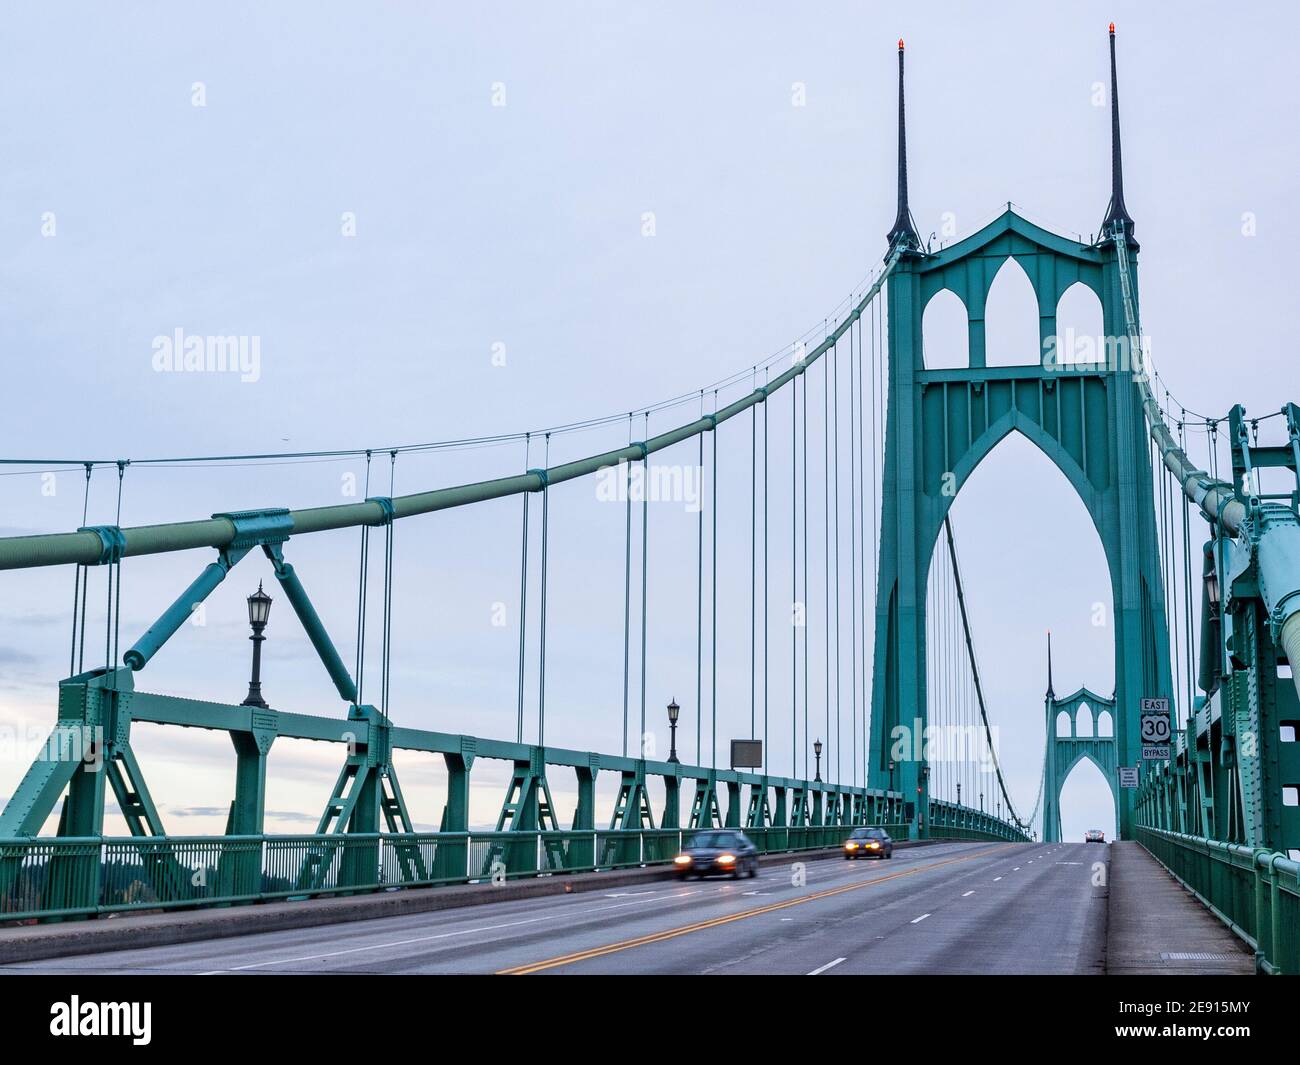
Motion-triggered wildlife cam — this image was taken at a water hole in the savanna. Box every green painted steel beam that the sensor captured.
[123,553,245,670]
[108,684,931,815]
[265,546,358,703]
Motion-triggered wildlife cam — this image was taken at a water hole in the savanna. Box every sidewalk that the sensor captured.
[1105,841,1255,975]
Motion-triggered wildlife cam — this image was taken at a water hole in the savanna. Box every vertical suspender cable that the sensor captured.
[849,311,858,788]
[951,545,957,804]
[1204,422,1220,833]
[942,544,948,803]
[624,414,634,758]
[874,283,882,597]
[516,436,531,744]
[792,364,798,777]
[71,463,92,675]
[641,412,650,755]
[763,368,770,773]
[949,551,956,804]
[950,563,957,812]
[1159,434,1180,707]
[833,333,842,785]
[710,394,718,768]
[355,451,373,706]
[109,461,126,679]
[1157,428,1174,711]
[824,338,832,782]
[935,540,946,801]
[795,351,806,785]
[872,283,883,785]
[381,451,396,722]
[939,549,946,803]
[1181,419,1197,828]
[857,312,868,783]
[538,433,551,746]
[1178,416,1196,733]
[696,396,704,764]
[926,550,933,799]
[751,371,757,742]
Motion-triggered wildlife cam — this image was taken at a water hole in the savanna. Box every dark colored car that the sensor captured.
[673,830,759,879]
[844,827,893,860]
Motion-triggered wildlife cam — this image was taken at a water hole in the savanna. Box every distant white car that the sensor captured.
[1084,829,1105,843]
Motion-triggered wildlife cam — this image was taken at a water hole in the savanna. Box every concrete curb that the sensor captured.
[0,838,949,964]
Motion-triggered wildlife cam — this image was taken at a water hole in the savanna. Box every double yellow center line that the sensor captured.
[498,843,1017,974]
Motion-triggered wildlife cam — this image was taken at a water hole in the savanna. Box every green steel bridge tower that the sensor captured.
[866,33,1171,842]
[1041,633,1119,843]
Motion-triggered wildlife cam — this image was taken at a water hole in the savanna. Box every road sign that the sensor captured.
[730,739,763,769]
[1140,697,1171,759]
[1118,766,1139,789]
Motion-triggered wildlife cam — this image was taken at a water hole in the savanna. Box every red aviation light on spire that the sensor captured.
[898,38,904,49]
[1109,22,1115,34]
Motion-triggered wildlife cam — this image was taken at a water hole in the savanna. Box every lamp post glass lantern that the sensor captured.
[667,698,680,763]
[241,582,272,709]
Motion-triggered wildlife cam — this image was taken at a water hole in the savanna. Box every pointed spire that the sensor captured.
[1100,23,1136,242]
[1045,631,1055,699]
[886,38,920,251]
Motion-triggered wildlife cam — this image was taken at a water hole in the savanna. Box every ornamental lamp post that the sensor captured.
[240,582,273,709]
[666,698,680,764]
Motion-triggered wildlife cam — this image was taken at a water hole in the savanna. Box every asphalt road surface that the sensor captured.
[1,840,1110,975]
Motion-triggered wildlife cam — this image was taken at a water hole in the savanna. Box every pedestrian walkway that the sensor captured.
[1106,841,1255,974]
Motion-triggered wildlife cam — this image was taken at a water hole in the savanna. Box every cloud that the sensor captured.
[169,805,319,826]
[167,806,230,818]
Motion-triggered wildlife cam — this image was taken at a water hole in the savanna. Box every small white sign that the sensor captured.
[1140,697,1171,760]
[1119,766,1139,789]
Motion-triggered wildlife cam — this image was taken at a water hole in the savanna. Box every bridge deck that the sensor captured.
[1105,841,1254,975]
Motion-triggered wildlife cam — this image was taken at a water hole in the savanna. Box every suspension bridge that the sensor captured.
[0,27,1297,975]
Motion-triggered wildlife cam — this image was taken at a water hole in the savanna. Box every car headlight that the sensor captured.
[717,853,736,865]
[673,854,691,865]
[845,842,858,850]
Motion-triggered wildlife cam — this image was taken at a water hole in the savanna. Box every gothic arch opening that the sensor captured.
[1076,703,1094,738]
[932,431,1113,825]
[922,288,968,370]
[1097,708,1114,737]
[1052,281,1105,371]
[983,257,1040,367]
[1059,756,1116,841]
[1056,711,1072,737]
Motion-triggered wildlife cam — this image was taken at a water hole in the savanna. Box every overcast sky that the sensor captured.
[0,2,1293,839]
